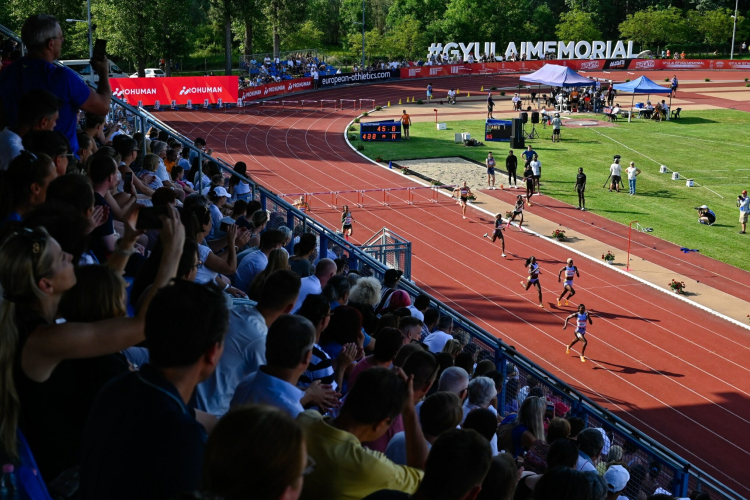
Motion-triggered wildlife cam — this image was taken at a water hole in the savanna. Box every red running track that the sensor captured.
[160,76,750,494]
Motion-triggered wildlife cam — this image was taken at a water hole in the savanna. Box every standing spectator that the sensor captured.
[0,14,112,156]
[297,367,428,500]
[626,161,641,195]
[230,315,316,417]
[198,269,301,416]
[738,190,749,234]
[375,269,403,313]
[80,280,226,500]
[609,158,622,193]
[292,258,337,312]
[0,89,60,170]
[423,315,455,353]
[506,150,519,189]
[530,153,542,194]
[551,113,562,142]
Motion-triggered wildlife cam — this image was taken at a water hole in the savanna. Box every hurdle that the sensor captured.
[301,100,318,110]
[340,99,357,110]
[359,98,375,110]
[262,100,282,108]
[277,185,457,211]
[321,99,337,110]
[282,100,299,109]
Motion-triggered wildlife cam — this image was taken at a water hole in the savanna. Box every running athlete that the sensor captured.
[564,304,593,362]
[506,195,525,231]
[483,213,506,257]
[557,258,580,306]
[427,83,433,102]
[293,195,310,213]
[486,152,497,190]
[523,162,535,206]
[452,181,472,219]
[341,205,354,240]
[520,255,543,307]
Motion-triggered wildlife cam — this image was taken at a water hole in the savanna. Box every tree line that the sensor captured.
[2,0,749,76]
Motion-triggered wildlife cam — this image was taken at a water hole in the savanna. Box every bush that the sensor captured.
[356,144,364,151]
[375,155,383,162]
[500,91,506,96]
[705,78,710,82]
[491,86,497,90]
[354,117,360,123]
[348,125,357,131]
[361,111,369,117]
[417,99,424,104]
[625,79,631,82]
[746,83,750,87]
[745,78,749,82]
[375,106,382,111]
[349,134,357,141]
[664,78,670,82]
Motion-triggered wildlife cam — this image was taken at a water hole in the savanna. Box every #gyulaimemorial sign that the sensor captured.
[427,41,637,61]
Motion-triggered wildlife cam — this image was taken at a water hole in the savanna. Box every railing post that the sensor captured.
[286,211,296,255]
[260,191,267,212]
[348,253,359,274]
[498,349,507,415]
[198,151,204,194]
[673,467,690,497]
[319,233,329,262]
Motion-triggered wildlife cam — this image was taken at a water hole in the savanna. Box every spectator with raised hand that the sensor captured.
[198,269,300,416]
[348,327,404,387]
[235,229,286,292]
[0,207,183,484]
[0,151,56,228]
[297,367,427,500]
[576,428,605,473]
[201,405,307,500]
[80,279,223,500]
[423,315,455,353]
[292,258,337,312]
[230,314,316,417]
[348,276,382,334]
[0,89,60,170]
[320,304,366,364]
[386,392,463,466]
[365,428,492,500]
[0,15,112,156]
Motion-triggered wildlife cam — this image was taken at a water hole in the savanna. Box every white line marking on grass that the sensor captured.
[651,132,750,149]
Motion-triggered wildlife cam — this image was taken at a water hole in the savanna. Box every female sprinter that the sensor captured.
[564,303,593,362]
[520,255,543,307]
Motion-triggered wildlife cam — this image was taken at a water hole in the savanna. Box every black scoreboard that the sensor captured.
[485,119,513,141]
[360,121,402,141]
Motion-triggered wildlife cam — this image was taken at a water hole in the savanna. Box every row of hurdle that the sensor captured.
[281,185,458,210]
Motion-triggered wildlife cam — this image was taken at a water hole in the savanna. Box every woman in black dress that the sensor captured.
[575,167,587,211]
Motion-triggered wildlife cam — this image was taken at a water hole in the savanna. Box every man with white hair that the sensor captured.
[462,377,497,422]
[437,367,470,403]
[604,464,630,500]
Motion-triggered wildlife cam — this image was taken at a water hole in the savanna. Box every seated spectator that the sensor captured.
[297,367,428,500]
[170,165,194,194]
[23,201,94,267]
[476,453,518,500]
[604,464,630,500]
[83,112,113,148]
[201,405,306,500]
[433,366,469,406]
[518,376,539,406]
[0,151,56,227]
[497,396,546,458]
[523,417,571,474]
[137,153,165,191]
[597,444,623,475]
[407,293,430,321]
[0,15,112,158]
[22,130,71,177]
[348,276,382,333]
[323,274,351,309]
[383,290,411,313]
[289,232,316,277]
[207,186,231,240]
[455,351,475,377]
[227,161,252,201]
[80,280,224,500]
[198,269,301,416]
[462,407,499,448]
[292,258,337,312]
[398,316,423,344]
[320,304,365,362]
[247,248,290,301]
[348,327,403,387]
[74,132,96,173]
[462,377,497,423]
[515,439,581,500]
[230,315,316,417]
[423,315,454,353]
[235,229,287,292]
[441,338,462,358]
[375,269,403,313]
[474,359,495,378]
[0,88,60,170]
[236,207,267,252]
[420,307,439,339]
[385,392,463,466]
[576,428,605,472]
[535,467,606,500]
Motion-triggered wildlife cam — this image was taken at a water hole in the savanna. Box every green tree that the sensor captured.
[619,7,687,48]
[155,0,200,75]
[526,4,557,41]
[6,0,88,58]
[307,0,341,44]
[556,9,602,41]
[282,20,324,50]
[346,28,385,65]
[92,0,158,76]
[385,15,426,59]
[265,0,308,56]
[690,8,741,46]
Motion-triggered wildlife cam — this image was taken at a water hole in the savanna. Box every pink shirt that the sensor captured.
[348,356,379,389]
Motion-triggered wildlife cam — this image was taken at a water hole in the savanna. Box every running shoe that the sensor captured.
[565,300,569,306]
[463,216,466,219]
[580,355,586,362]
[566,346,570,354]
[557,299,561,307]
[483,233,488,238]
[501,253,506,257]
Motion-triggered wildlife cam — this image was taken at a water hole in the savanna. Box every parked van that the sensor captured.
[59,59,129,82]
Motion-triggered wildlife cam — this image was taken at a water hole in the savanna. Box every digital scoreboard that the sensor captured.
[360,121,402,141]
[485,119,513,141]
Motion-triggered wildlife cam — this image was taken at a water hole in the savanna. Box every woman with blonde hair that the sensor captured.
[497,396,546,458]
[136,153,164,191]
[442,338,462,358]
[348,276,382,334]
[0,208,184,481]
[247,249,289,301]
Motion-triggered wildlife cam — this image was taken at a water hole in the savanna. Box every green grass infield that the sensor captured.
[354,109,750,271]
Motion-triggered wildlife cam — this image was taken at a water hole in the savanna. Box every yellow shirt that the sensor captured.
[297,410,423,500]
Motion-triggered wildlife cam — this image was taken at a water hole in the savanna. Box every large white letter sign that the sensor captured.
[558,41,575,59]
[574,41,592,59]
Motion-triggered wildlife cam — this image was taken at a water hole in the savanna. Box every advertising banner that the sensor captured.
[239,78,313,101]
[319,70,399,87]
[111,76,238,106]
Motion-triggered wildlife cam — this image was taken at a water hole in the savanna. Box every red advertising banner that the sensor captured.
[111,76,238,106]
[239,78,313,102]
[399,59,744,79]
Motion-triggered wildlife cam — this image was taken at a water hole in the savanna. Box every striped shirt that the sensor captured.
[298,344,337,391]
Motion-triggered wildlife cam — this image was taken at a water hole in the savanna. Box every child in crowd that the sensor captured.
[137,154,164,191]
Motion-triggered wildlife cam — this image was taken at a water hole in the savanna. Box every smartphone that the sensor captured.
[546,404,555,418]
[135,205,169,230]
[219,221,230,232]
[93,39,107,58]
[123,172,133,193]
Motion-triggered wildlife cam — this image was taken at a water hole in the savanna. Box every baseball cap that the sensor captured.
[212,186,231,198]
[700,205,708,209]
[384,269,403,282]
[604,465,630,493]
[743,190,747,194]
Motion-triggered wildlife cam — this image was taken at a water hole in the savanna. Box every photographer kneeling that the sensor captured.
[696,205,716,226]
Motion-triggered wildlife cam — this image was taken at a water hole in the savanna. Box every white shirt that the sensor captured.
[422,330,453,353]
[610,163,622,176]
[195,302,267,416]
[292,275,322,313]
[155,158,170,182]
[234,250,269,292]
[739,196,750,214]
[461,403,499,455]
[230,367,305,418]
[195,244,218,284]
[576,453,598,473]
[0,127,24,170]
[626,166,639,180]
[406,305,424,322]
[530,160,541,176]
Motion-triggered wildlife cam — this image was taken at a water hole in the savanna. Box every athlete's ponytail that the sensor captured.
[525,256,536,267]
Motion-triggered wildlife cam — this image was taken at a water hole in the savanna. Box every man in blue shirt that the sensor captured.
[80,281,228,500]
[521,145,537,167]
[0,14,112,156]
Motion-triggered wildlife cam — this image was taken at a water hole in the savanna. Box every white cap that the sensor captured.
[212,186,231,198]
[700,205,708,209]
[604,465,630,493]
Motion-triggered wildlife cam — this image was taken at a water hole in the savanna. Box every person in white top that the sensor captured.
[530,154,542,195]
[609,157,622,193]
[625,161,641,195]
[422,316,454,353]
[291,258,337,313]
[604,465,630,500]
[512,93,521,110]
[447,88,457,105]
[575,428,604,473]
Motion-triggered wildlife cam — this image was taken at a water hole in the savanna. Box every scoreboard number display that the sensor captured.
[360,121,402,141]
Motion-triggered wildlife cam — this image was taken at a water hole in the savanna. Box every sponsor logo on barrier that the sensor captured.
[238,77,313,101]
[634,59,656,69]
[580,60,602,70]
[715,61,724,68]
[179,86,223,95]
[111,76,237,106]
[662,61,705,68]
[729,61,750,68]
[320,70,398,86]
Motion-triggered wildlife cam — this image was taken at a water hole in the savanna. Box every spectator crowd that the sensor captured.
[0,12,710,500]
